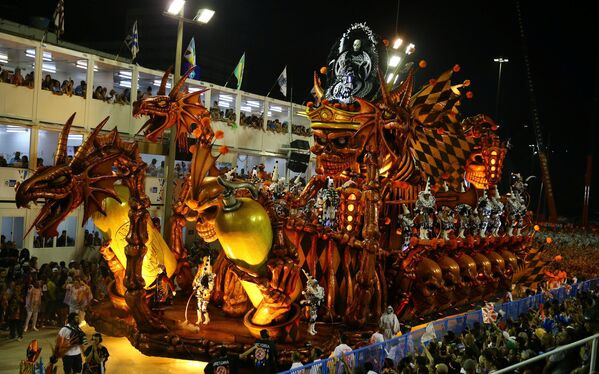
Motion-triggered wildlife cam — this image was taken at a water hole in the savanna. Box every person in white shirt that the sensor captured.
[289,351,304,372]
[55,312,87,374]
[331,334,354,374]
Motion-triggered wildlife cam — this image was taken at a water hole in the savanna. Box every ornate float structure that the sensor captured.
[15,24,535,363]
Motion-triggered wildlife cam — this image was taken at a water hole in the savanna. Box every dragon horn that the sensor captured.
[55,113,76,165]
[170,65,195,100]
[313,72,324,100]
[71,116,110,167]
[377,68,391,106]
[397,67,416,108]
[157,66,173,96]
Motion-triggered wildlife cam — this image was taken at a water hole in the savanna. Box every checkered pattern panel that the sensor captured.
[410,127,476,189]
[515,246,550,289]
[411,70,453,107]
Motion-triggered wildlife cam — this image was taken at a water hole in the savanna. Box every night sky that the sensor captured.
[1,0,597,220]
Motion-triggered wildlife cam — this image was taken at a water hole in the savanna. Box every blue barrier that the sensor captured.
[280,278,599,374]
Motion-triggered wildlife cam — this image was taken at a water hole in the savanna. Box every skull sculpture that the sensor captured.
[188,177,224,242]
[414,258,444,314]
[486,251,512,292]
[453,254,478,305]
[465,151,487,189]
[437,256,462,308]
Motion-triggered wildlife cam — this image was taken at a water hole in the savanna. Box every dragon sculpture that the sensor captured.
[15,23,537,363]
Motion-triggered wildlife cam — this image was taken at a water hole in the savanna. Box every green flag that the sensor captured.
[233,52,245,90]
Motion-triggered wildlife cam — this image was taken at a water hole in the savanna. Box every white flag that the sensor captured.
[277,66,287,97]
[420,322,437,344]
[53,0,65,36]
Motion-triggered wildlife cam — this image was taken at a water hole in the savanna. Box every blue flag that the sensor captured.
[124,20,139,60]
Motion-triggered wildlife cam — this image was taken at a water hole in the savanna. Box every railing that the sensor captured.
[492,333,599,373]
[280,278,599,374]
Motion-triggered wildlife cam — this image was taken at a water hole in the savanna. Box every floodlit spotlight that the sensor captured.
[388,55,401,67]
[392,38,403,50]
[194,9,215,24]
[167,0,185,15]
[405,43,415,55]
[494,57,509,63]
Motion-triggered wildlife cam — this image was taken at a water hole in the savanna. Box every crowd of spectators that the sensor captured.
[0,245,111,341]
[0,66,34,88]
[210,101,237,128]
[240,112,263,130]
[535,225,599,280]
[146,158,166,178]
[0,151,29,168]
[292,123,312,137]
[285,284,599,374]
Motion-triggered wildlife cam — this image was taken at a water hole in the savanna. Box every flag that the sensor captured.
[233,53,245,90]
[183,37,198,79]
[124,21,139,60]
[53,0,65,37]
[482,302,498,324]
[420,322,437,344]
[277,66,287,97]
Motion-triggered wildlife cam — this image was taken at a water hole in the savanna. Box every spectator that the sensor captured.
[240,329,278,374]
[9,151,21,165]
[23,280,42,332]
[157,161,165,177]
[0,155,7,166]
[57,230,69,247]
[42,74,52,90]
[331,334,352,357]
[93,86,104,100]
[11,68,24,85]
[21,155,29,169]
[144,86,152,98]
[205,346,239,374]
[74,81,87,97]
[106,89,117,103]
[51,80,62,95]
[62,80,74,96]
[83,332,109,374]
[55,312,86,374]
[147,158,158,176]
[36,158,44,169]
[289,351,303,370]
[24,72,34,88]
[6,283,25,340]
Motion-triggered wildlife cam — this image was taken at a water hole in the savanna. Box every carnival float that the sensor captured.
[15,23,538,363]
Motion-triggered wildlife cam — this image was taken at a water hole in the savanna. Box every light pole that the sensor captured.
[163,0,214,245]
[493,57,509,120]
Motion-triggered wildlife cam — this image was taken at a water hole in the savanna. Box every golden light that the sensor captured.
[534,224,540,231]
[347,216,353,222]
[346,225,353,231]
[347,204,354,212]
[348,194,356,200]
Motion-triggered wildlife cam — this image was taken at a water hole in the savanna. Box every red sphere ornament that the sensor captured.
[466,91,474,99]
[383,39,389,46]
[320,67,328,75]
[218,145,230,155]
[418,60,427,69]
[463,79,471,87]
[453,64,461,72]
[307,101,314,108]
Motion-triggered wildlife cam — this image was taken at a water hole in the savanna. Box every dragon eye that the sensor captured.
[51,175,68,185]
[382,110,394,120]
[158,100,167,107]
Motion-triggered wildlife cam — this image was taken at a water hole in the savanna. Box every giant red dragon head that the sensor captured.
[16,114,133,238]
[133,66,209,149]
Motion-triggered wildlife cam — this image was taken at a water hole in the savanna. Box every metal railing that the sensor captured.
[279,278,599,374]
[493,333,599,373]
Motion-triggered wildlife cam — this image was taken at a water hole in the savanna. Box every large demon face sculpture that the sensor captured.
[311,128,361,176]
[414,258,444,299]
[16,114,122,238]
[133,66,208,149]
